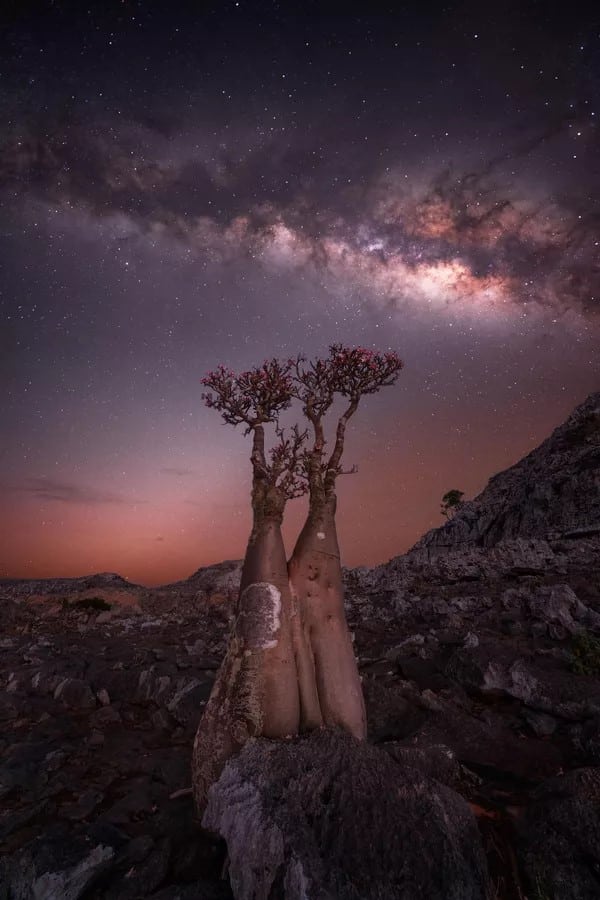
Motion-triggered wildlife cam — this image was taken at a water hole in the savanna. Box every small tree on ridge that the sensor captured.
[441,489,465,519]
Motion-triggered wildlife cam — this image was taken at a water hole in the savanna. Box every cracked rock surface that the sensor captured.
[203,728,490,900]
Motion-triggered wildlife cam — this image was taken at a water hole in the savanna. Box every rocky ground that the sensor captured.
[0,570,235,900]
[2,394,599,898]
[1,536,600,899]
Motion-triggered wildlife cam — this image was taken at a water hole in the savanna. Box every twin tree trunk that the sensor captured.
[192,429,300,811]
[289,494,366,740]
[192,428,365,814]
[289,398,366,739]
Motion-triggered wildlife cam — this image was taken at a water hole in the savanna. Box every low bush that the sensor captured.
[570,630,600,676]
[62,596,112,612]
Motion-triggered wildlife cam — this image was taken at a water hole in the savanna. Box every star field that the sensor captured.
[1,1,599,584]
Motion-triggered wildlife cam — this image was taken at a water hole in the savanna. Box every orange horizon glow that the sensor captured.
[1,393,586,587]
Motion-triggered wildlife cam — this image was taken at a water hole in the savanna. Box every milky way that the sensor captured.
[1,2,599,583]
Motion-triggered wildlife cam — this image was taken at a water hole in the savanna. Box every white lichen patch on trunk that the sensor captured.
[316,532,326,540]
[239,582,282,650]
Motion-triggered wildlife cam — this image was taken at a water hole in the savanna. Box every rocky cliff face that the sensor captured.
[412,391,600,555]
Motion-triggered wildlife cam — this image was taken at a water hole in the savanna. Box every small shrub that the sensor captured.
[440,488,465,519]
[570,630,600,676]
[72,596,112,612]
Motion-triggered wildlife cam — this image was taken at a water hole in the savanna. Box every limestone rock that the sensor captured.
[54,678,96,710]
[2,828,115,900]
[203,728,489,900]
[167,678,212,726]
[517,768,600,899]
[446,640,600,720]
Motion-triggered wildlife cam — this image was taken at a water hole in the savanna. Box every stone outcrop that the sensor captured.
[412,391,600,554]
[203,728,489,900]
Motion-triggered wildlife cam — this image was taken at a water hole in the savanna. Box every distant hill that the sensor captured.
[157,559,242,595]
[411,392,600,554]
[0,571,143,597]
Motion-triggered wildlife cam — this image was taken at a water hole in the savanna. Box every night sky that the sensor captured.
[1,1,599,585]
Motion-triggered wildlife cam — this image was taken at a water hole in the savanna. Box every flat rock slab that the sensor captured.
[203,728,490,900]
[446,640,600,721]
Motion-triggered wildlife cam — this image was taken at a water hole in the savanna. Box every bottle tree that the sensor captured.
[288,346,404,738]
[192,360,307,812]
[192,347,404,813]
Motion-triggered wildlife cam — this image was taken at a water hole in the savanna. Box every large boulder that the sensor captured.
[0,824,116,900]
[202,728,489,900]
[446,640,600,721]
[54,678,96,710]
[517,767,600,899]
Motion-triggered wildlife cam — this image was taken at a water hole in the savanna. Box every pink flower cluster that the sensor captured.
[201,346,403,423]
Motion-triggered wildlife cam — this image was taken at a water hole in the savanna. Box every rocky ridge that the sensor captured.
[412,391,600,553]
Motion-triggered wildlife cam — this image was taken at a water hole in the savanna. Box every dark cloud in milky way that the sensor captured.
[16,477,141,506]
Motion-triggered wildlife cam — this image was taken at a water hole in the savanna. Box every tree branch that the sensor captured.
[338,464,358,476]
[250,424,268,477]
[324,396,359,494]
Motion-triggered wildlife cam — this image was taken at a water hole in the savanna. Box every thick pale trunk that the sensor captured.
[239,514,300,738]
[289,586,324,731]
[192,513,300,814]
[288,498,366,740]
